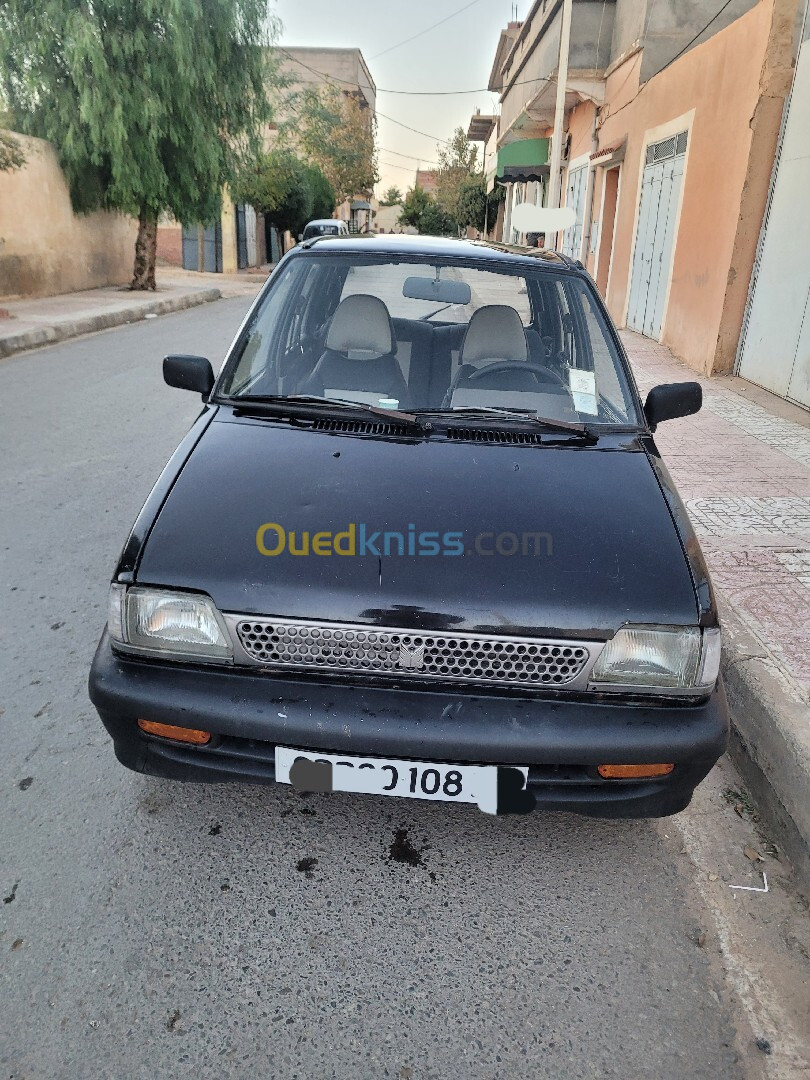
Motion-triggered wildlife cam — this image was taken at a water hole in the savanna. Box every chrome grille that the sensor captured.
[235,618,590,688]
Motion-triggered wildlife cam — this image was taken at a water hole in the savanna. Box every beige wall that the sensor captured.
[0,134,137,299]
[220,191,237,274]
[156,217,183,267]
[595,0,775,373]
[567,100,597,165]
[375,204,403,232]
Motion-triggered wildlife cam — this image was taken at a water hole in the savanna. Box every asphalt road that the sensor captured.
[1,298,805,1080]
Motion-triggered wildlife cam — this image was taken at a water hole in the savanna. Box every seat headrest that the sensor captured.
[461,305,528,365]
[325,294,394,357]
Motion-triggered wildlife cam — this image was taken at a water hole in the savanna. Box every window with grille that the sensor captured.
[645,131,688,166]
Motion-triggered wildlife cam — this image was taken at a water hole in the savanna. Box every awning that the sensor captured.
[496,138,550,183]
[500,164,550,183]
[350,200,371,211]
[590,140,626,166]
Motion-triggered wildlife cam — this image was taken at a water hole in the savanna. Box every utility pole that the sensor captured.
[547,0,573,249]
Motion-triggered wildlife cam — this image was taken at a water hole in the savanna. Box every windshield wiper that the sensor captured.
[225,394,430,432]
[417,407,599,441]
[419,304,453,322]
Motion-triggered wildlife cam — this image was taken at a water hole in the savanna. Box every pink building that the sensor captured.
[477,0,804,385]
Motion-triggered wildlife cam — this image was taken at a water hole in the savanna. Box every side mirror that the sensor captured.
[163,354,215,398]
[298,233,304,241]
[644,381,702,430]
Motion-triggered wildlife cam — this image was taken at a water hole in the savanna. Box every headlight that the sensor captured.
[107,584,232,661]
[590,625,720,691]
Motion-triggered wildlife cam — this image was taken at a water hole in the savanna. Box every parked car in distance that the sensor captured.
[89,234,727,819]
[300,218,350,241]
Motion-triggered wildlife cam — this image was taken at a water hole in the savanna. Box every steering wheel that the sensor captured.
[465,360,570,391]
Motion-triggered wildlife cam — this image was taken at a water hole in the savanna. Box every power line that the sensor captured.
[601,0,737,124]
[663,0,738,69]
[282,48,553,97]
[379,146,441,166]
[377,81,540,96]
[368,0,487,61]
[279,48,446,142]
[376,109,446,143]
[378,157,423,175]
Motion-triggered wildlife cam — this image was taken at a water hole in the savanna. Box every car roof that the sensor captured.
[297,232,578,270]
[305,219,345,227]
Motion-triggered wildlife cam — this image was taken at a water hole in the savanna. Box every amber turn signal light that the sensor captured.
[597,763,674,779]
[137,720,211,745]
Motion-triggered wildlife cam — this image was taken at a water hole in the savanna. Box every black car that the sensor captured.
[89,235,727,818]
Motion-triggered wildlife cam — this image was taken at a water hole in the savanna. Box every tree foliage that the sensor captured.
[398,185,432,229]
[307,165,337,221]
[0,0,279,288]
[379,186,403,207]
[398,185,455,236]
[295,85,378,204]
[455,173,504,234]
[435,127,480,227]
[233,149,335,237]
[0,129,25,172]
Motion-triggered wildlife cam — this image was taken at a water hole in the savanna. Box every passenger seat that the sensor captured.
[302,295,412,408]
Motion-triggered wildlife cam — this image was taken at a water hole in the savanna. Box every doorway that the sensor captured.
[627,132,688,339]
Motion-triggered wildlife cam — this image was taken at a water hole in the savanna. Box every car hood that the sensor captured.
[135,415,698,637]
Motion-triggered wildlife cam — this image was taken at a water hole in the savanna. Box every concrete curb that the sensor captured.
[0,287,222,359]
[718,592,810,886]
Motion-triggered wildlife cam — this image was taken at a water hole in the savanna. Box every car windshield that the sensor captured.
[217,253,642,426]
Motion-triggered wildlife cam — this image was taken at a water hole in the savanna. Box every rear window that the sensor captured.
[303,223,341,238]
[340,262,532,325]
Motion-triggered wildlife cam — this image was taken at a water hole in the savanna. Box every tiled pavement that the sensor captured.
[622,331,810,700]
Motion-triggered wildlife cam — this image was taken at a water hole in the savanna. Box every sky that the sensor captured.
[271,0,534,198]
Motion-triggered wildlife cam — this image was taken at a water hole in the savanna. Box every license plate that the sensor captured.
[274,746,529,815]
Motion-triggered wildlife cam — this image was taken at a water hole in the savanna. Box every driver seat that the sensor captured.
[446,305,535,404]
[448,304,578,417]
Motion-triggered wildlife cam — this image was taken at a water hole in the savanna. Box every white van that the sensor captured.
[301,219,350,241]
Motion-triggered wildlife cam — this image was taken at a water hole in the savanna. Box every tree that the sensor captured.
[398,185,455,236]
[398,185,432,229]
[233,148,325,238]
[418,201,457,237]
[0,0,279,289]
[379,186,403,207]
[435,127,480,228]
[295,85,378,203]
[306,165,337,221]
[455,173,504,234]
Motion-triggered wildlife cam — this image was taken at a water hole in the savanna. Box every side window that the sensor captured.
[222,261,312,395]
[282,263,321,354]
[574,281,635,422]
[552,281,578,367]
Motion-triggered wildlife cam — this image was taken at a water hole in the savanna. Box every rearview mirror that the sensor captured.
[163,354,215,398]
[403,276,471,306]
[644,382,702,430]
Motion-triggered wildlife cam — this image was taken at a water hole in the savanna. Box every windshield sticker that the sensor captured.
[569,369,598,415]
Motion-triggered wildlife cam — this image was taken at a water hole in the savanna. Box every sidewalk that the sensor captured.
[623,330,810,880]
[0,266,267,359]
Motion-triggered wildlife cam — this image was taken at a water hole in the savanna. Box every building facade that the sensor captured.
[277,46,377,235]
[414,169,439,196]
[472,0,805,392]
[162,46,377,272]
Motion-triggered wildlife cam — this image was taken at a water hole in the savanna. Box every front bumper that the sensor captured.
[89,632,729,818]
